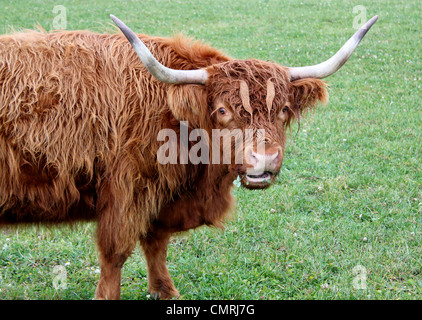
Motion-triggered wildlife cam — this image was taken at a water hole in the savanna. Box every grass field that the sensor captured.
[0,0,421,300]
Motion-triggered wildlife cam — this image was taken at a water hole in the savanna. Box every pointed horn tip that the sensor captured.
[368,14,379,24]
[109,14,138,44]
[354,15,379,41]
[362,15,379,30]
[110,14,123,26]
[110,14,128,30]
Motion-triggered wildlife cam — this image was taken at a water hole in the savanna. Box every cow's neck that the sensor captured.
[152,163,236,233]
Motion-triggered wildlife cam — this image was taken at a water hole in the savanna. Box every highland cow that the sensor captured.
[0,15,378,299]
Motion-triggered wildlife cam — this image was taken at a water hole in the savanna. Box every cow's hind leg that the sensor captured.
[140,229,179,300]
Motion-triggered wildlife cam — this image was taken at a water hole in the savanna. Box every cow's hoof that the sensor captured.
[149,288,180,300]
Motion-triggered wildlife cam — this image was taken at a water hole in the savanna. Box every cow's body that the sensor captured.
[0,30,237,299]
[0,30,232,224]
[0,15,377,299]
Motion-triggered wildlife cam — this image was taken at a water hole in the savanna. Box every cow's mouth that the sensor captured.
[246,172,272,183]
[242,171,274,189]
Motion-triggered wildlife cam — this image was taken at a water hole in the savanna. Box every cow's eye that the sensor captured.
[278,105,290,122]
[215,104,233,126]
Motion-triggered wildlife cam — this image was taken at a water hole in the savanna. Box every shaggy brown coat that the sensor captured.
[0,29,327,299]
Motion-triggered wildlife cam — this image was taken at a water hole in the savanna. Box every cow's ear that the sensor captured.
[167,85,209,128]
[291,78,328,116]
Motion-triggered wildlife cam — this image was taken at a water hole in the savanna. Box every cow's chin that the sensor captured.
[241,171,275,189]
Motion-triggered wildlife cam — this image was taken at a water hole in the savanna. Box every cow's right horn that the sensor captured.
[111,15,209,85]
[288,15,378,81]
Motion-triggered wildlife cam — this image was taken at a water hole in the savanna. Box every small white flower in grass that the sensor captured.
[94,268,100,274]
[321,283,329,289]
[233,176,241,188]
[146,294,151,299]
[65,261,71,266]
[270,208,276,213]
[410,232,415,237]
[343,139,347,142]
[363,237,368,242]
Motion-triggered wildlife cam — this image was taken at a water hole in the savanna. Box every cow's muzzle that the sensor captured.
[240,147,282,189]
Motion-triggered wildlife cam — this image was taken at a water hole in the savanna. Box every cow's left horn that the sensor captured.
[288,15,378,81]
[110,15,209,85]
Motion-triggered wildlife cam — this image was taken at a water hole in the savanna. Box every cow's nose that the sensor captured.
[246,148,281,173]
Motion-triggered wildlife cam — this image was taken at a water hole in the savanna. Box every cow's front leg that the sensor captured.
[95,248,133,300]
[140,229,179,300]
[95,203,136,300]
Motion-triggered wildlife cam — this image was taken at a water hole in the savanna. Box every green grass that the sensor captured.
[0,0,421,300]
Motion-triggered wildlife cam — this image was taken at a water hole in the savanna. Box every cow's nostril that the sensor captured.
[248,149,281,169]
[248,151,258,166]
[269,151,279,162]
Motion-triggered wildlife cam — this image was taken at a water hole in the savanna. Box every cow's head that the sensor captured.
[111,15,378,189]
